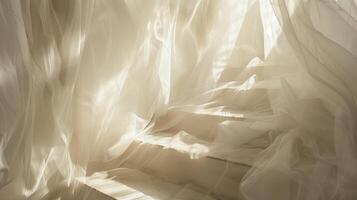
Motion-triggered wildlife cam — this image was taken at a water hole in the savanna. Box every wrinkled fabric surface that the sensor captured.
[0,0,357,199]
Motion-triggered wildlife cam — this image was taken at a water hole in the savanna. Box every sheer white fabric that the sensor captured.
[0,0,357,199]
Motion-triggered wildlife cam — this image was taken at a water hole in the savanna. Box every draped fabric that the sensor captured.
[0,0,357,199]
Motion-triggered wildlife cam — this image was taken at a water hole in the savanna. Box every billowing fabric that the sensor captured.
[0,0,357,199]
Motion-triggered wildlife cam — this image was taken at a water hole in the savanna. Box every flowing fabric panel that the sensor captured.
[0,0,356,199]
